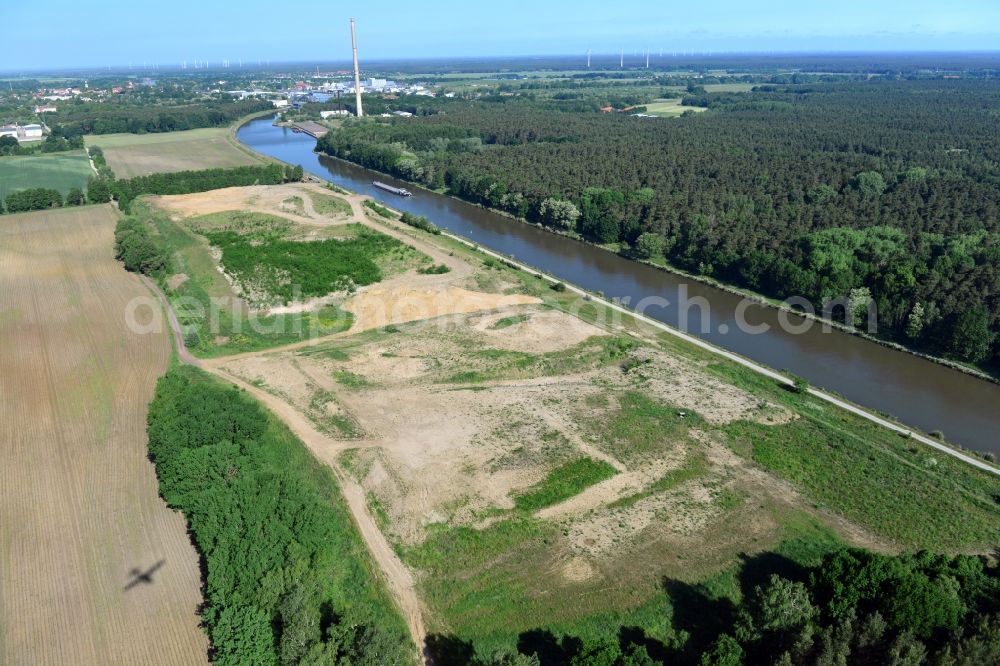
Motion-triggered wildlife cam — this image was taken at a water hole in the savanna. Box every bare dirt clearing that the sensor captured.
[0,206,207,665]
[206,299,887,639]
[214,307,853,563]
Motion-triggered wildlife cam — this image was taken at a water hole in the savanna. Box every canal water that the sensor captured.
[237,116,1000,454]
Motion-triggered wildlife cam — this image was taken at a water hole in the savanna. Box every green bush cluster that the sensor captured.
[400,211,441,234]
[2,187,64,213]
[363,199,396,218]
[417,263,451,274]
[203,226,402,304]
[114,217,166,276]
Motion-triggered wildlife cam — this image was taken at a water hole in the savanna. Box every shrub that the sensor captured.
[363,199,395,218]
[400,211,441,234]
[114,217,167,276]
[418,263,451,274]
[3,187,63,213]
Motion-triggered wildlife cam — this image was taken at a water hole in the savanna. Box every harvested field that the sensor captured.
[0,205,207,664]
[84,128,262,178]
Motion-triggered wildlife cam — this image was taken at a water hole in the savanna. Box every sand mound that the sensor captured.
[345,286,540,332]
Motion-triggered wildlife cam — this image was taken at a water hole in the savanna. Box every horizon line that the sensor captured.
[5,49,1000,77]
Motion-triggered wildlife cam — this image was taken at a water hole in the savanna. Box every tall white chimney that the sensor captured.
[350,18,364,118]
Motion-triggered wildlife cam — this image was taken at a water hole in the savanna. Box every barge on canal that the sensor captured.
[373,181,412,196]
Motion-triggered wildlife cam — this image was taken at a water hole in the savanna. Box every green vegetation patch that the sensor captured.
[513,457,618,511]
[489,313,530,329]
[333,369,371,389]
[417,263,451,274]
[610,449,710,509]
[309,192,353,217]
[586,390,703,464]
[0,151,92,199]
[129,204,355,356]
[703,358,1000,551]
[202,224,400,304]
[442,335,635,384]
[363,199,396,218]
[728,417,1000,550]
[146,365,413,664]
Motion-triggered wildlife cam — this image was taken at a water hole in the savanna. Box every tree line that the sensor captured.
[1,187,84,213]
[146,366,414,665]
[315,80,1000,366]
[0,132,85,156]
[3,163,302,214]
[51,98,273,136]
[107,163,302,211]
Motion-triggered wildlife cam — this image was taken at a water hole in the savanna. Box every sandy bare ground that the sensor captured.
[154,183,471,279]
[212,306,808,555]
[0,206,207,665]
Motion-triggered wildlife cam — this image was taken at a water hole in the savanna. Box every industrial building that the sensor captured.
[0,124,44,141]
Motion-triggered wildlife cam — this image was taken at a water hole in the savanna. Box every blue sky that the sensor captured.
[3,0,1000,71]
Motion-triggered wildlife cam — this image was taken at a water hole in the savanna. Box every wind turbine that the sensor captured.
[587,49,591,68]
[620,48,624,68]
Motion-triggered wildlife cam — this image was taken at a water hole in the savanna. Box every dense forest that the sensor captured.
[50,98,273,135]
[316,80,1000,367]
[146,366,414,665]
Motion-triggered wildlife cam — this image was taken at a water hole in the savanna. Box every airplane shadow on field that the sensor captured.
[124,559,166,591]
